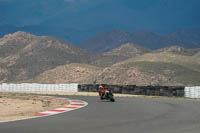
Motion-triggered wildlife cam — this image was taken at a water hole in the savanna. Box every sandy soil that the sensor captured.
[0,92,69,122]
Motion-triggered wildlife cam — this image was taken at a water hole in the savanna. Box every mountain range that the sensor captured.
[1,27,200,53]
[81,29,200,53]
[0,31,200,86]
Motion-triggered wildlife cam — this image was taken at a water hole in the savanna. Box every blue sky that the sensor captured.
[1,0,200,34]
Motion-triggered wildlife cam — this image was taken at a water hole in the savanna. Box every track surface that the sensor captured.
[1,96,200,133]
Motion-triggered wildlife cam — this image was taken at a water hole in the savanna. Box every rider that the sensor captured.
[98,85,105,99]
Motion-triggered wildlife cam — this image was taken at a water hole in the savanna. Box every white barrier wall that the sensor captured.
[0,83,78,92]
[185,87,200,98]
[1,84,200,98]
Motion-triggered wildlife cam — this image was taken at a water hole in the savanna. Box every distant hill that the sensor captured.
[89,43,151,67]
[167,29,200,48]
[155,45,200,56]
[80,30,131,53]
[103,43,151,57]
[0,25,84,44]
[0,31,91,82]
[80,30,164,53]
[80,29,200,53]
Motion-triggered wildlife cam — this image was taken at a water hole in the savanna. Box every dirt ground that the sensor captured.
[0,92,69,122]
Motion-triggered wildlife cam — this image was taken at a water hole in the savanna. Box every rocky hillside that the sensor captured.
[112,51,200,85]
[155,45,200,56]
[0,31,91,82]
[27,51,200,86]
[119,52,200,72]
[89,43,151,67]
[25,63,101,84]
[27,63,165,86]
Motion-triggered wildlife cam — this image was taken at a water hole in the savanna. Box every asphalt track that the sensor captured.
[1,96,200,133]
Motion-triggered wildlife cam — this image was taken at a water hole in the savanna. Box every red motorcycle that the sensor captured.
[98,87,115,102]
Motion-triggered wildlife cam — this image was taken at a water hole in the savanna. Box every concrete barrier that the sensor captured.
[0,83,78,92]
[185,86,200,98]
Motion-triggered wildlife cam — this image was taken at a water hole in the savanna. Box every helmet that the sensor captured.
[99,85,103,88]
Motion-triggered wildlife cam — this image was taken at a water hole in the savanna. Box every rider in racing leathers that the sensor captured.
[98,85,105,100]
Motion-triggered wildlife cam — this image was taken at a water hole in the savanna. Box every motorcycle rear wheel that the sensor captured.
[110,98,115,102]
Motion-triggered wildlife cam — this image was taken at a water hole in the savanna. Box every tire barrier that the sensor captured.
[185,87,200,98]
[0,83,78,92]
[78,84,185,97]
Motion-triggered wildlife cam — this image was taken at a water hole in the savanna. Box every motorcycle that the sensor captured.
[99,89,115,102]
